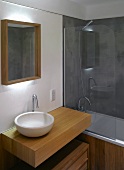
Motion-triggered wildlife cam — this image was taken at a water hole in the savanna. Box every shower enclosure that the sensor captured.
[64,17,124,144]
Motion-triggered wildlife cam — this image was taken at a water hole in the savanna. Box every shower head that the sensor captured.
[82,20,93,31]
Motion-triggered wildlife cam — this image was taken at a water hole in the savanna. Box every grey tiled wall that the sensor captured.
[63,16,124,119]
[63,16,86,109]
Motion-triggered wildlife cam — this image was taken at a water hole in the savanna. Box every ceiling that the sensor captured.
[70,0,124,6]
[2,0,124,20]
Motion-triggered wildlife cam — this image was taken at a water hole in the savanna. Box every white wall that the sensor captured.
[0,1,63,133]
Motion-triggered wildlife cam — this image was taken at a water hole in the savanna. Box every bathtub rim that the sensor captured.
[83,130,124,148]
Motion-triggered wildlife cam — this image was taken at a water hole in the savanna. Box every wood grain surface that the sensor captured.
[1,107,91,168]
[78,133,124,170]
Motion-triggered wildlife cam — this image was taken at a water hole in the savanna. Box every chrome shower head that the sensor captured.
[82,20,93,31]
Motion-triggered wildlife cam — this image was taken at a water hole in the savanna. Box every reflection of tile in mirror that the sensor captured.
[8,26,35,81]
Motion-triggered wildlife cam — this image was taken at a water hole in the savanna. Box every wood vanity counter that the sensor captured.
[1,107,91,168]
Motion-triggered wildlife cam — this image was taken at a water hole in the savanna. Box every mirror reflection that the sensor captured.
[8,24,35,81]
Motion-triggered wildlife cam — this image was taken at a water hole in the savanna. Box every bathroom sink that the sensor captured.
[14,112,54,137]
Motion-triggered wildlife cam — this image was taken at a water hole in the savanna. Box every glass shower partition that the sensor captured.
[64,24,117,140]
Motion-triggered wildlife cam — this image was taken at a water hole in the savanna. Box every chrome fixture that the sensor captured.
[82,20,93,31]
[88,77,97,89]
[32,94,39,112]
[78,96,91,112]
[75,20,93,32]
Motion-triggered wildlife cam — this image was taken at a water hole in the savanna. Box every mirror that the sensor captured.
[1,19,41,85]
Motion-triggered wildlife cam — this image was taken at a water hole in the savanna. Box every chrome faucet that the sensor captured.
[32,94,39,112]
[78,96,91,112]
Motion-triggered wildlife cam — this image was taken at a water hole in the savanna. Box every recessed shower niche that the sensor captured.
[1,19,41,85]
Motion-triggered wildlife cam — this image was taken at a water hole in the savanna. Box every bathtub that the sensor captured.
[83,110,124,147]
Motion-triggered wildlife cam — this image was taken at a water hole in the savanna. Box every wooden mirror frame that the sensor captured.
[1,19,41,85]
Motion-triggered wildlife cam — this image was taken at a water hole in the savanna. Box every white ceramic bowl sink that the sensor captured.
[14,112,54,137]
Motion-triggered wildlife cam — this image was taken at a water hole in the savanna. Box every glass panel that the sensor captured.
[64,25,116,139]
[81,24,116,139]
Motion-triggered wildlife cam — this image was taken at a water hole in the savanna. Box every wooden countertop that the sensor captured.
[1,107,91,168]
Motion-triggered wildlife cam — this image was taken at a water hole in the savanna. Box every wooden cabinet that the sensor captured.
[78,133,124,170]
[1,107,91,170]
[52,140,89,170]
[11,139,89,170]
[2,107,91,168]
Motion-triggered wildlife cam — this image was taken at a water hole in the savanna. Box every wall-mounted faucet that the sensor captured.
[32,94,39,112]
[78,96,91,112]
